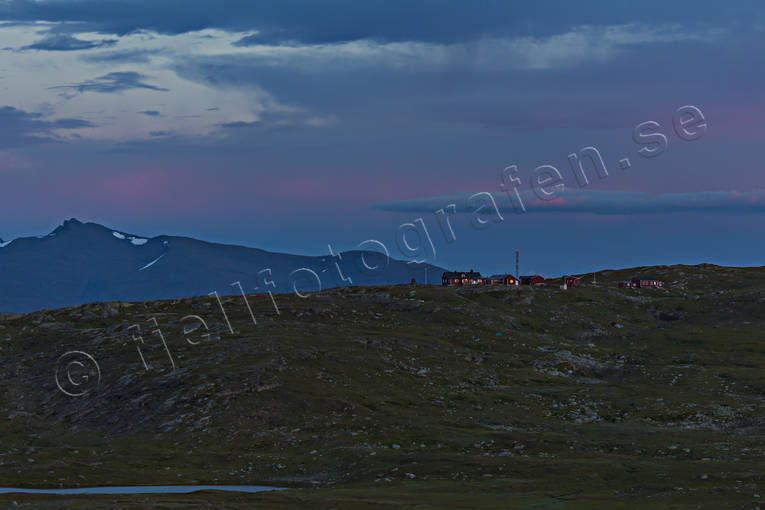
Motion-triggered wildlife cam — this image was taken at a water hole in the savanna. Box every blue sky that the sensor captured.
[0,1,764,276]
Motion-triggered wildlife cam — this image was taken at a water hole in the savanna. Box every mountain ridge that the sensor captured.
[0,218,445,313]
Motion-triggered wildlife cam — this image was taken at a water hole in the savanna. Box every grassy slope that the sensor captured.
[0,263,763,508]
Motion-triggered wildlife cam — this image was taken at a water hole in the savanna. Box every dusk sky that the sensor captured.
[1,1,764,276]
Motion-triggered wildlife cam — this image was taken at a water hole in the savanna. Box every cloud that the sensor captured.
[163,23,725,135]
[215,109,335,132]
[218,120,259,129]
[0,0,754,44]
[372,189,765,216]
[232,33,266,47]
[21,34,116,51]
[0,8,754,148]
[0,106,95,147]
[50,71,169,97]
[167,23,719,89]
[79,48,163,63]
[137,110,161,117]
[0,26,322,140]
[463,24,719,71]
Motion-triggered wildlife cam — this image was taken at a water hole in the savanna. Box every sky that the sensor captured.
[0,0,764,276]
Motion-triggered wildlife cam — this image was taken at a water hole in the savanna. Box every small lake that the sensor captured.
[0,485,283,495]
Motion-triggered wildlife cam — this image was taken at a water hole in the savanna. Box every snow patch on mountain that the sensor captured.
[138,254,165,271]
[113,231,148,245]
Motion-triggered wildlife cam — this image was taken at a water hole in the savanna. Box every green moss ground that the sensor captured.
[0,264,763,508]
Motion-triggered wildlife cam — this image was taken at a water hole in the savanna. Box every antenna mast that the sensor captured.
[515,250,520,282]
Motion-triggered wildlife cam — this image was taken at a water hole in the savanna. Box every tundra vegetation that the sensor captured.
[0,263,763,508]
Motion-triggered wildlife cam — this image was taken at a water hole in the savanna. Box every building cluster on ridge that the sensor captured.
[441,270,664,289]
[441,271,578,287]
[618,276,665,288]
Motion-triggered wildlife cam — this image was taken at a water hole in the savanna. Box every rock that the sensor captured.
[389,299,424,311]
[38,322,68,330]
[658,311,681,321]
[106,322,132,334]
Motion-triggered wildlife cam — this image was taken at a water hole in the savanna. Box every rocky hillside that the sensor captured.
[0,263,764,508]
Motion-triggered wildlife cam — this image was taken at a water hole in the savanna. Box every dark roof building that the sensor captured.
[520,275,545,285]
[631,276,664,288]
[442,270,483,286]
[486,274,518,285]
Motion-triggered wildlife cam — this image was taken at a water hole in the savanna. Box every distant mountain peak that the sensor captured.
[0,219,445,312]
[58,218,84,229]
[55,217,83,229]
[45,218,151,247]
[50,218,99,236]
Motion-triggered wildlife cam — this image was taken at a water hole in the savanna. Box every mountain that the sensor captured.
[0,218,445,312]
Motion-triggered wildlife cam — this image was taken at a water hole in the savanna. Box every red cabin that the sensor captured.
[485,274,518,285]
[631,276,664,288]
[564,276,580,287]
[520,275,545,285]
[442,270,483,286]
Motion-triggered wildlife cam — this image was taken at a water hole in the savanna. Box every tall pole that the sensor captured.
[515,250,519,281]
